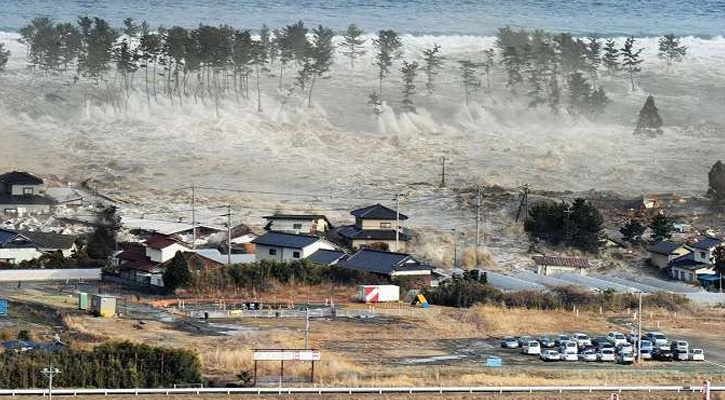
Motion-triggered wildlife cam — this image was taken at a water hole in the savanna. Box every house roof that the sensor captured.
[19,231,76,250]
[0,171,44,186]
[263,214,331,223]
[339,249,431,275]
[229,223,265,238]
[122,217,224,236]
[532,256,590,268]
[307,249,347,265]
[192,248,255,265]
[337,225,411,241]
[0,229,19,246]
[351,204,408,221]
[0,194,55,205]
[252,232,325,249]
[669,253,710,271]
[144,235,187,250]
[0,229,37,249]
[690,237,722,250]
[648,241,687,255]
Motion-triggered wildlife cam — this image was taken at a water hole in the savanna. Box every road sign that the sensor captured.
[0,299,7,316]
[253,350,321,361]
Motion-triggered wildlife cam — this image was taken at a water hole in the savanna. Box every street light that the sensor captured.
[41,366,60,400]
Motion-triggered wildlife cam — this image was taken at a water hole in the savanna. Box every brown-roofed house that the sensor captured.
[533,255,590,276]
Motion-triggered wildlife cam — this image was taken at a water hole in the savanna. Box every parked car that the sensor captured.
[617,351,635,364]
[640,348,653,360]
[517,335,534,347]
[616,342,634,354]
[501,336,519,348]
[540,350,560,361]
[560,351,578,361]
[607,332,627,347]
[597,341,614,350]
[672,340,689,353]
[521,340,541,355]
[626,331,640,344]
[555,335,571,347]
[646,332,668,346]
[581,349,598,362]
[674,350,689,361]
[571,333,592,347]
[690,349,705,361]
[538,336,557,348]
[597,348,616,362]
[639,340,654,352]
[653,348,673,361]
[560,340,578,354]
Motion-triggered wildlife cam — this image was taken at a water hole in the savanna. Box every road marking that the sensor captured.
[705,360,725,368]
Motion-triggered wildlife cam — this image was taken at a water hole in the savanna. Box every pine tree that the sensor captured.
[400,60,419,113]
[367,92,382,115]
[568,198,604,253]
[620,36,643,91]
[650,213,674,242]
[0,44,9,71]
[459,60,481,105]
[421,43,444,94]
[567,72,591,116]
[501,46,523,90]
[305,25,335,108]
[372,29,403,100]
[602,38,619,75]
[340,24,366,70]
[585,36,602,87]
[634,95,663,135]
[707,160,725,207]
[658,34,687,72]
[481,48,495,91]
[163,251,192,292]
[620,219,645,244]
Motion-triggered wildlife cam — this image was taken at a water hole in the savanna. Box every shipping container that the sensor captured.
[358,285,400,303]
[78,293,88,310]
[90,294,116,317]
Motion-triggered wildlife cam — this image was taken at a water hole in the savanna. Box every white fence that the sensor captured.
[0,385,718,396]
[0,269,101,282]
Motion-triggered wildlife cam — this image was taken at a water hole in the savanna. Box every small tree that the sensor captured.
[85,205,120,262]
[567,198,604,253]
[459,60,481,106]
[481,48,495,91]
[400,60,419,113]
[712,246,725,292]
[620,219,646,244]
[0,43,10,71]
[421,43,444,94]
[634,95,663,135]
[367,91,382,116]
[658,34,687,72]
[649,213,674,242]
[304,25,335,108]
[163,251,192,292]
[620,36,643,91]
[707,160,725,208]
[602,38,619,75]
[340,24,366,70]
[372,29,403,100]
[585,36,602,87]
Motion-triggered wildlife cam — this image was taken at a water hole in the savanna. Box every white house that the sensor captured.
[336,203,411,252]
[263,214,332,235]
[0,228,76,264]
[533,255,590,276]
[144,235,191,263]
[690,237,723,264]
[669,253,715,282]
[252,232,336,262]
[0,171,55,214]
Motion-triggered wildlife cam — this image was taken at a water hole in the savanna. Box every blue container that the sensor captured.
[0,299,8,316]
[485,356,502,367]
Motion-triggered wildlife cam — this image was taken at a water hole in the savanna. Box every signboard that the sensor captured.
[0,299,7,316]
[253,350,321,361]
[485,356,502,367]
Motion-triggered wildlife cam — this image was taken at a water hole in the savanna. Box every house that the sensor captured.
[0,228,76,264]
[207,223,264,254]
[121,217,224,246]
[191,248,255,265]
[307,249,347,266]
[144,235,191,263]
[0,171,55,214]
[115,235,191,288]
[689,237,723,264]
[668,253,715,282]
[263,214,332,235]
[533,255,590,276]
[20,231,77,257]
[252,232,336,262]
[336,203,411,251]
[338,249,433,280]
[647,241,692,269]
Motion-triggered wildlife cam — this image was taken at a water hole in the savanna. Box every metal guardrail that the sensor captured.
[0,385,719,396]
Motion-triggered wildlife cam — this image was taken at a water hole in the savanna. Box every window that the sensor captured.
[269,249,277,256]
[700,251,706,259]
[22,187,34,195]
[292,251,300,259]
[293,223,303,230]
[380,222,392,229]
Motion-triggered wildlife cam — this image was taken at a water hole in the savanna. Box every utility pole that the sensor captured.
[451,227,457,268]
[395,194,401,252]
[564,204,573,245]
[440,156,447,187]
[222,205,233,265]
[41,365,60,400]
[522,184,529,223]
[475,186,481,268]
[191,185,197,249]
[637,291,643,364]
[304,307,310,349]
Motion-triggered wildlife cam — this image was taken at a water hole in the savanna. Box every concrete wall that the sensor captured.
[0,268,101,281]
[537,265,586,276]
[0,248,43,263]
[0,203,52,214]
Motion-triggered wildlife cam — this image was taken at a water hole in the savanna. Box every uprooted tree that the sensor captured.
[634,95,663,136]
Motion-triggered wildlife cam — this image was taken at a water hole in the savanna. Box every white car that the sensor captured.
[674,350,689,361]
[597,348,615,362]
[640,348,653,360]
[571,333,592,347]
[690,349,705,361]
[646,332,668,346]
[607,332,627,347]
[626,331,640,343]
[580,349,597,362]
[617,351,635,364]
[560,340,578,354]
[540,350,560,361]
[560,351,578,361]
[616,342,634,354]
[521,340,541,355]
[672,340,689,353]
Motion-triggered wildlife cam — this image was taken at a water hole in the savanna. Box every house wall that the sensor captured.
[0,248,43,263]
[146,243,188,263]
[10,184,41,196]
[267,219,328,234]
[0,203,52,214]
[537,265,586,276]
[255,241,335,263]
[650,247,691,269]
[359,219,397,230]
[231,233,257,244]
[693,245,722,264]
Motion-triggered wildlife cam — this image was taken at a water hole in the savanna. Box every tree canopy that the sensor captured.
[707,160,725,207]
[635,95,663,135]
[524,198,604,252]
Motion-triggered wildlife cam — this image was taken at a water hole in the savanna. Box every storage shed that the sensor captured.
[78,292,88,310]
[358,285,400,303]
[533,256,590,276]
[90,294,116,317]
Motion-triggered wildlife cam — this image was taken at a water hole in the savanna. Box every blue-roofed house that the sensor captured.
[336,203,412,252]
[338,249,433,286]
[690,237,723,264]
[252,232,336,263]
[0,228,43,264]
[647,241,691,269]
[307,249,347,266]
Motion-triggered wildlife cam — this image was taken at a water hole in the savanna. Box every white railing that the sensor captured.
[0,385,719,396]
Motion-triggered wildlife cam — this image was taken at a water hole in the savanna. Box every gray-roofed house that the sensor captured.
[647,241,692,269]
[337,203,411,252]
[19,231,77,257]
[668,253,715,282]
[307,249,347,266]
[252,232,336,263]
[0,171,55,214]
[263,214,332,235]
[533,255,590,276]
[0,228,43,264]
[690,237,723,265]
[338,249,433,283]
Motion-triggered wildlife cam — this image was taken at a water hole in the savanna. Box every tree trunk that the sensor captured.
[256,65,262,113]
[307,75,316,108]
[278,62,284,92]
